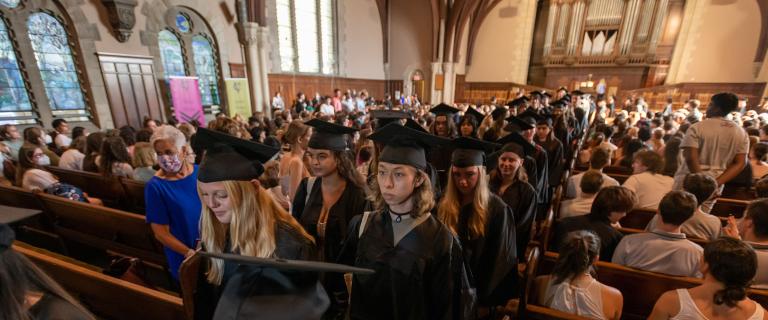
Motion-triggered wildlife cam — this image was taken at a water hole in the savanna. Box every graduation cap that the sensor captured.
[404,118,428,133]
[571,90,585,96]
[199,251,373,320]
[496,132,536,156]
[464,107,485,122]
[537,114,554,127]
[530,91,542,99]
[561,95,572,103]
[541,91,552,98]
[551,99,567,108]
[519,108,543,122]
[370,109,410,128]
[0,205,43,253]
[368,123,449,171]
[305,119,357,151]
[193,128,281,183]
[491,107,509,121]
[505,115,536,131]
[430,103,460,116]
[450,137,499,167]
[507,96,530,108]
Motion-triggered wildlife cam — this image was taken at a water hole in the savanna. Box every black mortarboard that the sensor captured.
[508,97,530,108]
[464,107,485,122]
[551,100,567,108]
[530,91,542,99]
[370,110,409,128]
[368,123,449,171]
[519,108,543,122]
[0,205,43,253]
[496,132,536,156]
[562,95,572,102]
[404,118,428,133]
[541,91,552,98]
[305,119,357,151]
[537,114,553,127]
[450,137,499,167]
[430,103,460,116]
[194,128,280,183]
[491,107,509,120]
[571,90,585,96]
[200,252,373,320]
[505,115,536,131]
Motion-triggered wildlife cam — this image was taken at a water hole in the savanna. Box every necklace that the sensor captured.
[391,211,410,223]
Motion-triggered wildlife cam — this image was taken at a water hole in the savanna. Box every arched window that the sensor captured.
[0,1,92,125]
[28,13,85,110]
[275,0,337,75]
[156,8,221,108]
[0,19,32,112]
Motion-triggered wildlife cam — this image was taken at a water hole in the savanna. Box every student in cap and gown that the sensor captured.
[0,211,95,320]
[338,123,475,320]
[506,115,550,206]
[533,114,565,191]
[550,100,573,161]
[291,119,368,314]
[488,142,537,257]
[428,103,460,174]
[191,128,317,319]
[482,107,509,142]
[460,107,484,138]
[198,250,374,319]
[437,137,518,318]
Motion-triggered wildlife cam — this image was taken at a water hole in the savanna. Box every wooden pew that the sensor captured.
[711,197,749,218]
[536,251,768,319]
[0,183,41,209]
[35,192,166,267]
[15,243,184,320]
[619,208,657,230]
[45,166,125,203]
[525,305,593,320]
[120,177,146,214]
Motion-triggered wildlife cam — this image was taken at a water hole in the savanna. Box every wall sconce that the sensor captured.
[101,0,138,43]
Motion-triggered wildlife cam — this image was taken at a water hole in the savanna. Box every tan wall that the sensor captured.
[464,0,537,83]
[388,0,433,80]
[667,0,761,84]
[340,0,385,79]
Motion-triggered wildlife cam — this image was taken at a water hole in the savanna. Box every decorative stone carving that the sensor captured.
[101,0,137,42]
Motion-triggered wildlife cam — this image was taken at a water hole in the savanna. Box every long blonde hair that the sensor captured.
[367,165,434,218]
[199,180,314,284]
[438,166,491,239]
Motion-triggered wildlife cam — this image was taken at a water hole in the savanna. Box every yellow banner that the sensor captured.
[225,78,252,118]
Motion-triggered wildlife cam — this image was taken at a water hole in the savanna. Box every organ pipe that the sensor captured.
[636,0,657,42]
[556,2,570,46]
[544,2,560,55]
[648,0,670,53]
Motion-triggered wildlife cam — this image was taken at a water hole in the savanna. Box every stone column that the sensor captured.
[256,25,271,116]
[241,22,268,117]
[430,61,443,103]
[441,62,455,103]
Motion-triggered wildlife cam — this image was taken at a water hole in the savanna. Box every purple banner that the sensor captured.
[169,77,206,126]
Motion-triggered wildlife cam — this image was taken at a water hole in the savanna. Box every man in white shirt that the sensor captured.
[612,191,703,278]
[622,150,674,210]
[646,173,721,241]
[272,92,285,111]
[560,171,603,219]
[52,119,71,149]
[567,148,619,198]
[674,93,749,207]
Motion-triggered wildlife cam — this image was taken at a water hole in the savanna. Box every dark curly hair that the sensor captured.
[704,237,757,308]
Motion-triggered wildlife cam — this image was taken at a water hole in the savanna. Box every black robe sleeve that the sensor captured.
[291,177,310,219]
[546,139,564,188]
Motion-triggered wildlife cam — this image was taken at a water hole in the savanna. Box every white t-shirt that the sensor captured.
[559,196,596,219]
[622,172,673,210]
[22,168,58,191]
[566,171,620,198]
[54,134,72,148]
[673,118,749,188]
[58,149,85,171]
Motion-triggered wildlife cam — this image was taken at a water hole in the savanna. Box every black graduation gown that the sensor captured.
[457,195,518,307]
[529,145,550,204]
[490,179,537,257]
[195,224,317,320]
[29,294,92,320]
[338,211,474,320]
[429,144,454,174]
[536,136,564,188]
[292,177,368,308]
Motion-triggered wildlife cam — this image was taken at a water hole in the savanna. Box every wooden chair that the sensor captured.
[710,197,749,218]
[120,177,146,214]
[15,243,184,320]
[45,166,125,203]
[179,253,203,319]
[35,192,166,267]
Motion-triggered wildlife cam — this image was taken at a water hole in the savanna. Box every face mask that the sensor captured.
[43,135,52,145]
[37,155,51,166]
[158,154,183,173]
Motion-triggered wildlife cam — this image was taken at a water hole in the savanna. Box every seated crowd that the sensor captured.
[1,87,768,320]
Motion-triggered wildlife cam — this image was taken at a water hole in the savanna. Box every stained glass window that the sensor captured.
[0,0,20,9]
[192,35,219,106]
[175,13,190,33]
[158,30,186,77]
[27,13,85,110]
[276,0,336,74]
[0,19,31,111]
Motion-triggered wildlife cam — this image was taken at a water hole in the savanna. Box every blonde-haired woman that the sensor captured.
[279,120,312,201]
[192,128,315,317]
[437,137,518,317]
